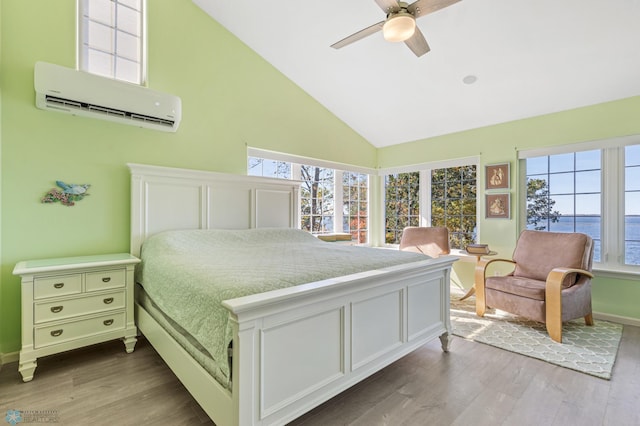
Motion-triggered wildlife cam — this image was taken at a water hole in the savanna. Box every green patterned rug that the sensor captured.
[450,289,623,380]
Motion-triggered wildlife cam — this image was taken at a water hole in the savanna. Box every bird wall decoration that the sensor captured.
[42,180,91,206]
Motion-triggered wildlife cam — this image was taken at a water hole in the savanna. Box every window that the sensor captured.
[520,138,640,270]
[625,145,640,266]
[384,172,420,244]
[431,166,477,249]
[525,150,602,261]
[247,157,291,179]
[383,161,478,249]
[300,166,335,234]
[248,153,371,243]
[78,0,145,85]
[343,171,369,243]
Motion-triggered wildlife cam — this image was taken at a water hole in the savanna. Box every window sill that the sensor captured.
[593,266,640,280]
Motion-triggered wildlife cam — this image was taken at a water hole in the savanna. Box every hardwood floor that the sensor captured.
[1,326,639,426]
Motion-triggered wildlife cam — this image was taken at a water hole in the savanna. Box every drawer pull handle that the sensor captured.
[50,329,63,337]
[102,277,111,283]
[53,283,64,289]
[103,319,114,326]
[50,306,64,313]
[103,297,114,304]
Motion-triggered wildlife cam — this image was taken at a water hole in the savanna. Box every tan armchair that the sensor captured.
[399,226,450,258]
[475,230,595,343]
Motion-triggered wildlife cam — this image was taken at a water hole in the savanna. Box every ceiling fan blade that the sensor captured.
[407,0,461,18]
[375,0,401,14]
[404,27,430,57]
[331,21,385,49]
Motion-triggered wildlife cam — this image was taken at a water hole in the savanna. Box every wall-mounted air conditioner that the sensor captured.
[34,61,182,132]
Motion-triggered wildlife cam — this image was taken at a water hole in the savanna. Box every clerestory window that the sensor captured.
[248,151,370,244]
[78,0,146,85]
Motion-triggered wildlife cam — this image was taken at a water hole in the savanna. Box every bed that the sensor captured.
[129,163,457,426]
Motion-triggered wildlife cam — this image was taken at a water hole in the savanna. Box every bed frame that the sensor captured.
[129,163,456,426]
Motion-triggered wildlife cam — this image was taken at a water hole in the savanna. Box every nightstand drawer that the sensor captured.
[86,269,126,291]
[34,311,125,349]
[34,274,82,299]
[34,290,126,324]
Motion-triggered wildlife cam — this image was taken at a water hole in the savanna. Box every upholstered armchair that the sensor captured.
[475,230,595,343]
[399,226,451,258]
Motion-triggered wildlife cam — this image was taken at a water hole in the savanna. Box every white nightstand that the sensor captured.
[13,253,140,382]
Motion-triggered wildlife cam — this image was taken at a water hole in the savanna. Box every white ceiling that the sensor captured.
[192,0,640,148]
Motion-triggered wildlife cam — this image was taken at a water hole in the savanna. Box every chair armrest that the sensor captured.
[475,258,516,316]
[545,267,594,342]
[546,267,594,294]
[548,267,594,281]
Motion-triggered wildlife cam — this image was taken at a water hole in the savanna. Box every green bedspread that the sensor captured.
[138,228,429,388]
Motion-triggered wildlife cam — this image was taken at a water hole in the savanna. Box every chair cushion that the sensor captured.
[486,275,546,301]
[511,230,592,287]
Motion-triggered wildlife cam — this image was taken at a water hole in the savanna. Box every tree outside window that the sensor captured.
[343,172,368,243]
[431,166,476,249]
[384,166,477,249]
[300,166,334,234]
[385,172,420,244]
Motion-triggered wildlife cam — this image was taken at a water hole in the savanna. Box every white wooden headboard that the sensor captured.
[128,163,301,257]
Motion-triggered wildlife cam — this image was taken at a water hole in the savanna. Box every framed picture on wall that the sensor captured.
[486,194,510,219]
[485,163,510,190]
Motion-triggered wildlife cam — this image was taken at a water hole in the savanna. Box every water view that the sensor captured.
[527,215,640,265]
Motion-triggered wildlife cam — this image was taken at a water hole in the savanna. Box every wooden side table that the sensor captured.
[459,250,497,301]
[13,253,140,382]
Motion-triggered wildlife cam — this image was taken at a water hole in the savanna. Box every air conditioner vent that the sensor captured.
[46,95,175,128]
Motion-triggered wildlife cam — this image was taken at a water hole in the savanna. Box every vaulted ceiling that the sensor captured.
[193,0,640,147]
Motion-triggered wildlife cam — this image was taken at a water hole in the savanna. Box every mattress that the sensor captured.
[136,285,231,388]
[137,228,429,387]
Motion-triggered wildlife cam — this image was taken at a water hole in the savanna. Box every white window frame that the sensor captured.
[77,0,147,85]
[379,156,480,248]
[518,135,640,278]
[247,148,374,243]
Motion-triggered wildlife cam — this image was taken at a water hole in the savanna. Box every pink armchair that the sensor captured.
[399,226,450,258]
[475,230,595,343]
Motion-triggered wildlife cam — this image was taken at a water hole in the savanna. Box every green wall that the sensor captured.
[1,0,638,357]
[378,96,640,322]
[0,0,3,359]
[0,0,375,355]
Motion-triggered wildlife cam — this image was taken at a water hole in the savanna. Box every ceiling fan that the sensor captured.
[331,0,461,57]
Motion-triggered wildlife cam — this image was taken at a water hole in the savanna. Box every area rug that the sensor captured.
[450,289,623,379]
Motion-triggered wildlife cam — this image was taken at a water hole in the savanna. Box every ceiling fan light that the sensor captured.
[383,13,416,42]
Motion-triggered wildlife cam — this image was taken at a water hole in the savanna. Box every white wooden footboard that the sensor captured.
[226,256,455,426]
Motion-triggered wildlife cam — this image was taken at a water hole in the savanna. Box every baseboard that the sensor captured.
[594,311,640,327]
[0,351,19,367]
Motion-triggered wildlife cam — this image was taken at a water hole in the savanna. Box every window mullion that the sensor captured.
[112,3,118,78]
[602,147,620,266]
[335,170,344,233]
[420,170,431,227]
[291,163,301,181]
